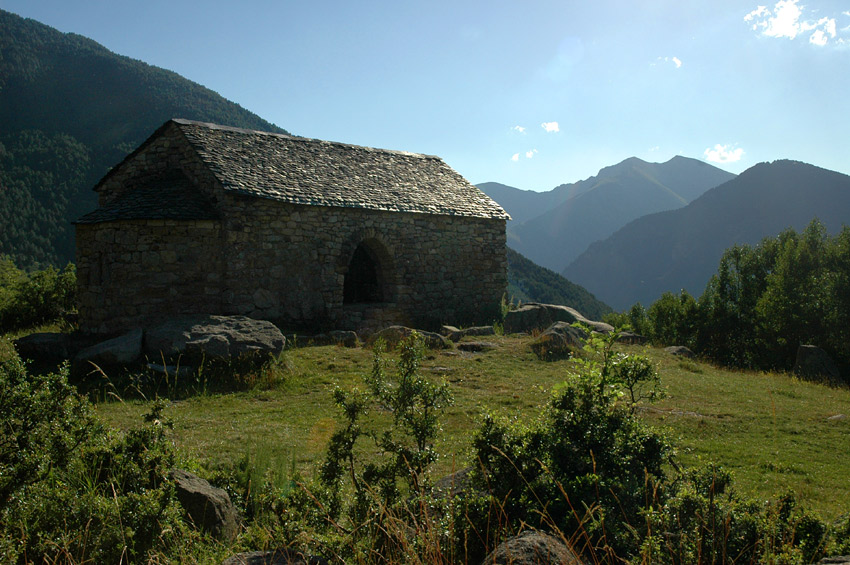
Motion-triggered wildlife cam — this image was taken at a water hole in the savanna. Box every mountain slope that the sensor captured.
[506,247,610,321]
[0,9,287,267]
[563,160,850,310]
[505,156,735,272]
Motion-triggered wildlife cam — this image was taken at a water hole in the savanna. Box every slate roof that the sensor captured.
[167,119,509,219]
[76,171,219,224]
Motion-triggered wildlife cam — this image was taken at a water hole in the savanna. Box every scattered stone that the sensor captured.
[616,331,648,345]
[530,322,588,361]
[221,549,329,565]
[145,315,285,364]
[432,467,475,501]
[428,366,456,374]
[170,469,241,541]
[827,414,847,421]
[815,558,850,565]
[665,346,695,358]
[441,325,496,342]
[504,303,612,335]
[74,328,143,368]
[482,530,584,565]
[366,325,451,349]
[293,330,359,348]
[794,344,841,382]
[458,341,497,353]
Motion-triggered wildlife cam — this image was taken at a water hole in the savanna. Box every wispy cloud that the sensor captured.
[745,0,839,46]
[510,153,520,162]
[652,56,683,69]
[512,125,526,134]
[704,144,744,163]
[510,149,539,162]
[541,121,560,133]
[526,149,538,159]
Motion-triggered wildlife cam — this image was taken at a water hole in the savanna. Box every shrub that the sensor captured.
[0,256,76,332]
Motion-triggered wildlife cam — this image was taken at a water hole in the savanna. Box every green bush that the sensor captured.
[0,356,188,563]
[0,255,76,332]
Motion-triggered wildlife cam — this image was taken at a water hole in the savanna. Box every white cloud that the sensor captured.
[672,56,682,68]
[704,144,744,163]
[654,56,683,69]
[541,121,560,133]
[649,146,661,152]
[510,153,520,162]
[745,0,841,45]
[512,125,526,134]
[525,149,538,159]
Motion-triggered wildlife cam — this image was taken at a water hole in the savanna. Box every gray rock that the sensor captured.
[432,467,474,501]
[170,469,241,541]
[74,329,143,368]
[616,331,648,345]
[665,345,695,358]
[794,344,841,382]
[530,322,588,361]
[222,549,328,565]
[293,330,359,348]
[367,325,451,349]
[145,315,285,364]
[458,341,497,353]
[441,325,496,342]
[14,332,85,363]
[815,558,850,565]
[504,303,612,335]
[482,530,584,565]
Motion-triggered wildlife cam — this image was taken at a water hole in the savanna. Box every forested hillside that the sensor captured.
[0,9,287,268]
[506,247,610,320]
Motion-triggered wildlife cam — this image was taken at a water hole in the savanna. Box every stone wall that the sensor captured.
[217,195,507,331]
[76,219,224,334]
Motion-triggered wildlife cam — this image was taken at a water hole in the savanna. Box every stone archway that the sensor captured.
[342,237,394,305]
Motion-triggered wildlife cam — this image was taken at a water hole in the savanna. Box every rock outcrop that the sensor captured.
[366,325,451,349]
[504,303,612,335]
[170,469,241,541]
[530,322,588,360]
[481,530,584,565]
[145,315,285,364]
[794,344,841,382]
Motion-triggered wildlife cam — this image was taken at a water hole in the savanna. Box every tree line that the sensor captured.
[608,219,850,379]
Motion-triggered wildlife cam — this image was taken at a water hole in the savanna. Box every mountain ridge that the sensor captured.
[564,159,850,310]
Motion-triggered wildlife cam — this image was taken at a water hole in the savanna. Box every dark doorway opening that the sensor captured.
[344,243,384,304]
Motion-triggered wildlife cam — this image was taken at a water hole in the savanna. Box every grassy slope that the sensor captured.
[88,334,850,521]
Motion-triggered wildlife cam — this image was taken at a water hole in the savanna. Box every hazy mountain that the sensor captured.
[491,156,735,272]
[0,9,286,268]
[477,181,592,225]
[506,248,610,321]
[563,160,850,310]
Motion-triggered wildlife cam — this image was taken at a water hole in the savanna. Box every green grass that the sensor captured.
[76,335,850,521]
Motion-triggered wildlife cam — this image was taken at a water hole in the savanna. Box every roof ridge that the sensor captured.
[172,118,440,160]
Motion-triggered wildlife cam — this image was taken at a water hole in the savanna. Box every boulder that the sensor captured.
[145,315,285,365]
[367,325,450,349]
[530,322,588,361]
[14,332,88,363]
[74,329,143,368]
[665,345,695,358]
[504,303,612,335]
[222,550,329,565]
[292,330,359,348]
[170,469,241,541]
[616,331,648,346]
[458,341,497,353]
[794,345,841,382]
[432,467,475,501]
[482,530,584,565]
[441,325,496,342]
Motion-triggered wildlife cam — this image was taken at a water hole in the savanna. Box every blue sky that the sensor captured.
[3,0,849,191]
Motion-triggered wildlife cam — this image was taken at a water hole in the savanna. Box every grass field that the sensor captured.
[82,333,850,522]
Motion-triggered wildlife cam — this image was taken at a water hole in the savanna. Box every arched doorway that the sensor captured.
[343,241,386,304]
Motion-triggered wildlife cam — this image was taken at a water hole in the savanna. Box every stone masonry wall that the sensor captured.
[76,219,224,334]
[218,194,507,331]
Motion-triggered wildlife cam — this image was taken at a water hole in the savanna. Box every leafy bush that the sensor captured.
[0,356,188,563]
[0,255,76,332]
